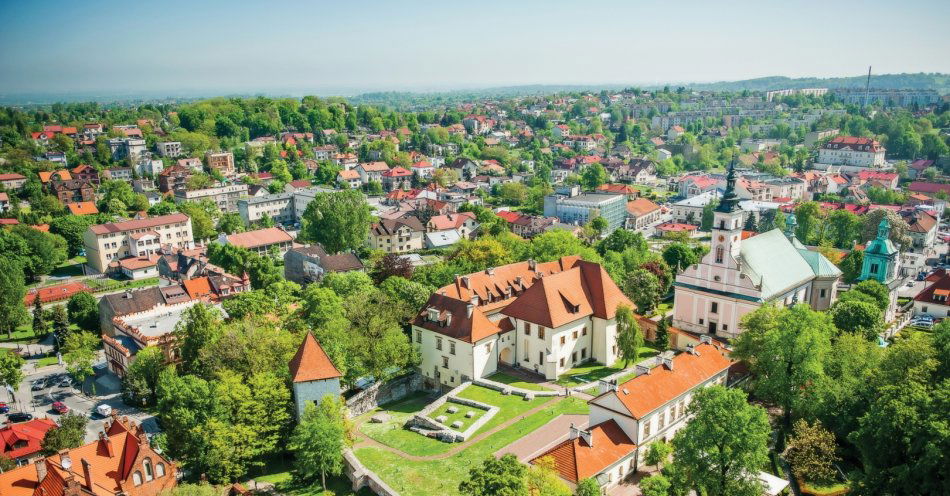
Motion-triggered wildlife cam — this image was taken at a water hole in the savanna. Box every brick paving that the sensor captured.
[493,413,588,462]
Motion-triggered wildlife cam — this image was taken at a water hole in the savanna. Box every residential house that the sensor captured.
[411,160,435,179]
[677,175,720,198]
[103,298,204,377]
[817,136,886,168]
[382,167,412,192]
[205,151,235,176]
[157,165,192,193]
[626,198,662,230]
[902,208,939,254]
[914,271,950,318]
[284,244,364,285]
[107,138,147,161]
[51,180,96,204]
[70,164,100,185]
[176,158,204,173]
[219,227,294,257]
[155,141,183,157]
[67,201,99,216]
[174,184,248,213]
[0,418,57,465]
[0,173,27,190]
[337,169,362,189]
[134,158,164,177]
[104,167,133,182]
[368,217,425,253]
[356,161,390,184]
[238,192,295,225]
[83,214,194,273]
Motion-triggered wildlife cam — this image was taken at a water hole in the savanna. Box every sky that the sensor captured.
[1,0,948,97]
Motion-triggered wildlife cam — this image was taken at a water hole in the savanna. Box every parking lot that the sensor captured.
[2,357,159,442]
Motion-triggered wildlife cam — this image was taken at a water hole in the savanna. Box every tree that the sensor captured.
[0,455,16,473]
[451,238,516,272]
[49,215,100,256]
[41,412,88,455]
[216,212,246,234]
[174,303,223,376]
[625,268,660,313]
[299,190,372,253]
[861,208,910,248]
[580,163,608,190]
[32,296,49,338]
[671,386,769,496]
[654,316,670,350]
[615,305,644,367]
[846,280,890,313]
[825,209,862,249]
[50,305,69,342]
[733,305,833,438]
[597,229,647,256]
[291,397,350,490]
[321,271,375,298]
[644,440,673,471]
[838,249,863,283]
[784,419,839,485]
[700,199,718,231]
[62,332,98,391]
[8,225,67,280]
[525,456,571,496]
[371,253,414,284]
[794,201,825,244]
[575,478,601,496]
[662,243,697,273]
[640,474,672,496]
[0,351,24,398]
[66,291,98,331]
[178,201,219,241]
[830,300,883,340]
[0,258,28,340]
[121,346,167,407]
[459,454,527,496]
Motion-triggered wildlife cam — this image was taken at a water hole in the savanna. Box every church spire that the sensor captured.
[716,158,741,213]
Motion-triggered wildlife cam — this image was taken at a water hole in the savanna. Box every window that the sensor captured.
[715,246,724,264]
[582,326,587,336]
[722,324,728,331]
[572,351,577,363]
[710,302,718,314]
[538,351,543,364]
[669,409,675,425]
[143,459,154,481]
[581,348,587,359]
[538,327,545,339]
[871,263,879,274]
[699,318,704,325]
[820,288,827,298]
[658,411,666,429]
[450,342,456,355]
[442,356,448,368]
[642,420,651,439]
[436,337,443,351]
[133,472,143,486]
[415,331,421,343]
[677,401,685,418]
[559,357,565,367]
[560,336,566,345]
[525,323,531,337]
[572,330,578,339]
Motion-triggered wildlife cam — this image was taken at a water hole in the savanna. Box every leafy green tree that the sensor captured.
[0,455,16,472]
[49,215,101,256]
[344,290,415,382]
[62,331,98,391]
[32,296,49,338]
[8,225,67,280]
[645,440,673,470]
[525,456,570,496]
[216,212,246,234]
[299,190,372,253]
[0,351,25,396]
[671,386,769,496]
[121,346,167,407]
[838,249,863,283]
[50,304,70,341]
[794,201,825,244]
[654,316,670,350]
[825,209,862,249]
[846,280,889,313]
[321,271,374,299]
[174,303,223,376]
[66,291,98,331]
[830,300,882,340]
[291,397,350,490]
[700,199,718,231]
[640,474,672,496]
[195,417,257,483]
[178,200,220,241]
[597,229,647,256]
[625,268,660,313]
[733,304,833,436]
[784,419,839,485]
[459,454,527,496]
[574,478,601,496]
[0,258,28,340]
[662,243,697,272]
[528,230,601,263]
[861,208,910,248]
[580,163,608,190]
[616,305,644,367]
[40,412,88,455]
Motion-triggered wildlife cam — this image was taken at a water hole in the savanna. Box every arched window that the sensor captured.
[143,458,154,481]
[155,463,166,478]
[133,472,143,486]
[715,246,724,264]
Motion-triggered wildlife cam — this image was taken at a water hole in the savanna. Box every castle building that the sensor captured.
[672,161,841,339]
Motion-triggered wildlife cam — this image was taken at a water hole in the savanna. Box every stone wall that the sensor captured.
[472,377,560,397]
[343,449,400,496]
[407,382,499,442]
[346,372,427,417]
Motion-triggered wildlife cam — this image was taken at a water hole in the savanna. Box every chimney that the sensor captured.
[466,304,474,318]
[81,459,93,490]
[124,289,132,299]
[34,459,47,481]
[99,431,114,458]
[579,428,593,447]
[485,267,494,276]
[686,344,700,356]
[661,357,674,370]
[635,364,651,376]
[461,276,470,288]
[528,259,536,270]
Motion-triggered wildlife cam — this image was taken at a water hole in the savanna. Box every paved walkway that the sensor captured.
[352,395,566,461]
[494,414,588,462]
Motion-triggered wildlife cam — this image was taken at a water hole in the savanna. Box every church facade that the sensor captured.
[672,162,842,339]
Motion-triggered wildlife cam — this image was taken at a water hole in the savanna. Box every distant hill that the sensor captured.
[680,73,950,93]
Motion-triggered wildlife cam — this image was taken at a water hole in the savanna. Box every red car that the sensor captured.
[0,403,8,414]
[52,402,69,414]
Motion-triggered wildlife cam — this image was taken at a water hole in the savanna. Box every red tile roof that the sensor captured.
[626,198,660,217]
[0,418,57,460]
[289,332,342,382]
[531,420,636,483]
[0,173,26,181]
[67,201,99,216]
[225,227,292,250]
[24,282,92,306]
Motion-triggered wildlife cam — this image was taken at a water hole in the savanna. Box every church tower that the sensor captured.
[859,217,899,285]
[710,160,744,265]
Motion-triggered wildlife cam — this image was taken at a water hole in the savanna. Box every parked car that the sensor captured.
[6,412,33,423]
[58,378,72,388]
[95,404,112,417]
[30,379,46,391]
[0,403,8,414]
[52,401,69,414]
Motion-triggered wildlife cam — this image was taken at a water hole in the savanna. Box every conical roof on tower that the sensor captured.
[289,332,342,383]
[715,159,742,214]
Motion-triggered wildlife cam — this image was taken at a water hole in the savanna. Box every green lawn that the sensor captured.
[36,355,59,367]
[87,277,159,292]
[801,480,850,495]
[354,396,590,496]
[484,372,550,391]
[557,345,662,387]
[455,385,549,434]
[430,401,485,431]
[1,323,81,344]
[248,460,374,496]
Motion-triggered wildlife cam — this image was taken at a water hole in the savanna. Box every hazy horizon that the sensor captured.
[2,0,949,98]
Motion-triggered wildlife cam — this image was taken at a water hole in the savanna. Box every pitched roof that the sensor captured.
[338,169,360,180]
[359,161,390,172]
[67,201,99,216]
[289,333,342,382]
[501,262,633,327]
[531,420,636,483]
[371,217,424,235]
[597,344,733,419]
[413,293,503,343]
[225,227,292,249]
[427,212,477,231]
[915,272,950,305]
[89,214,189,235]
[0,418,57,460]
[738,229,818,300]
[626,198,660,217]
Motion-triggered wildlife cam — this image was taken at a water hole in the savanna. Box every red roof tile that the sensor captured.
[289,333,342,382]
[531,420,636,483]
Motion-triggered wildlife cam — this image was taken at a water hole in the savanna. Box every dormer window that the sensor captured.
[427,308,440,322]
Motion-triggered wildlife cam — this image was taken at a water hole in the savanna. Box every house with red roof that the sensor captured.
[530,342,733,491]
[818,136,886,167]
[412,257,634,387]
[0,418,57,464]
[381,166,412,192]
[0,415,176,496]
[289,332,342,419]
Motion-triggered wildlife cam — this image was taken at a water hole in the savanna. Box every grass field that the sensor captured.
[248,459,374,496]
[484,371,550,391]
[354,396,590,496]
[556,344,662,387]
[429,401,485,431]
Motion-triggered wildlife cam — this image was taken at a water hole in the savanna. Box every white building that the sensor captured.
[817,136,886,168]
